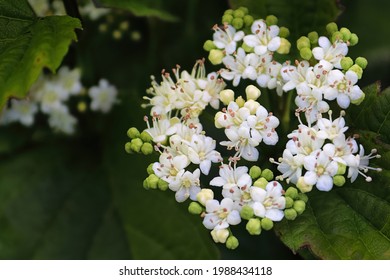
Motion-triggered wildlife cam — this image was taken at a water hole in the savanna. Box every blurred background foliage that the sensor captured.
[0,0,389,259]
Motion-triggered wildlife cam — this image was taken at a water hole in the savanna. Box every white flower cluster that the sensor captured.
[0,66,118,134]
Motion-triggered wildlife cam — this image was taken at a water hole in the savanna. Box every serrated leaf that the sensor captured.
[0,0,81,108]
[94,0,178,22]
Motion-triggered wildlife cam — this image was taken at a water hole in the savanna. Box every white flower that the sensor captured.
[275,149,305,184]
[251,181,286,221]
[243,20,281,55]
[346,145,381,183]
[316,112,348,140]
[2,99,38,126]
[305,60,333,90]
[286,124,324,156]
[89,79,118,113]
[144,113,180,144]
[153,152,190,184]
[47,105,77,134]
[202,198,241,230]
[246,104,280,145]
[212,24,245,55]
[56,66,82,95]
[169,169,201,202]
[295,83,330,123]
[197,71,226,110]
[35,81,69,113]
[79,1,110,20]
[214,101,250,128]
[281,60,311,92]
[312,36,348,68]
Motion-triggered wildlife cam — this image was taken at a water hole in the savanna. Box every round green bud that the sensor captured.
[277,38,291,54]
[349,33,359,46]
[351,91,365,105]
[297,36,311,50]
[197,188,214,206]
[147,174,159,189]
[340,57,354,71]
[237,6,249,15]
[243,15,254,27]
[147,163,154,175]
[232,18,244,30]
[222,14,233,24]
[297,193,308,203]
[284,208,298,220]
[233,9,245,18]
[141,142,153,155]
[188,202,203,215]
[240,205,254,220]
[143,178,150,190]
[242,42,254,52]
[246,218,262,235]
[326,22,338,35]
[293,200,306,215]
[285,186,298,199]
[300,47,312,60]
[208,49,224,65]
[140,131,152,143]
[226,236,239,250]
[127,127,140,139]
[285,196,294,208]
[235,96,245,107]
[333,175,346,187]
[297,176,313,193]
[130,138,143,153]
[125,142,133,154]
[266,15,278,26]
[261,169,274,181]
[203,40,216,51]
[307,31,319,44]
[249,165,262,180]
[224,9,234,15]
[355,57,368,69]
[340,27,351,41]
[279,26,290,38]
[261,218,274,230]
[158,178,169,191]
[253,177,268,189]
[331,31,343,43]
[337,163,347,175]
[349,64,363,79]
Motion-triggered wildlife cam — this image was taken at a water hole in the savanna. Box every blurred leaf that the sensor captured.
[94,0,179,22]
[0,0,81,108]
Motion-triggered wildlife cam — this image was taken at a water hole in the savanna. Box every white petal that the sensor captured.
[254,45,268,55]
[252,202,265,217]
[304,171,318,185]
[268,37,281,51]
[200,160,212,175]
[265,209,284,221]
[316,175,333,191]
[227,210,241,225]
[209,176,225,187]
[175,188,189,202]
[243,34,259,47]
[312,47,324,60]
[337,94,351,109]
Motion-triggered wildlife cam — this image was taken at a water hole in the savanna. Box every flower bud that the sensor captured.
[244,99,260,114]
[337,163,347,175]
[350,91,365,105]
[147,174,159,189]
[285,196,294,208]
[266,15,278,26]
[222,14,233,25]
[249,165,262,180]
[127,127,140,139]
[214,111,225,129]
[284,208,297,220]
[197,188,214,206]
[279,26,290,38]
[340,57,354,71]
[246,218,261,235]
[220,89,235,105]
[240,205,254,220]
[147,163,154,175]
[232,18,244,30]
[331,31,343,43]
[333,175,346,187]
[237,6,249,15]
[188,202,203,215]
[300,47,312,60]
[226,235,239,249]
[261,169,274,181]
[298,193,308,203]
[243,15,254,27]
[203,40,216,51]
[349,64,363,79]
[224,9,234,15]
[349,33,359,46]
[143,178,150,190]
[293,200,306,215]
[277,38,291,54]
[208,49,224,65]
[307,31,318,44]
[297,176,313,193]
[355,57,368,69]
[261,218,274,230]
[211,228,229,243]
[340,27,351,41]
[130,138,143,153]
[297,36,310,50]
[140,130,152,143]
[326,22,338,35]
[253,177,268,189]
[77,101,87,112]
[141,142,153,155]
[235,96,245,107]
[246,85,261,100]
[285,186,298,199]
[233,8,246,18]
[125,142,133,154]
[158,178,169,191]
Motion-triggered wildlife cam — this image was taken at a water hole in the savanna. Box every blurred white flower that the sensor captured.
[89,79,118,113]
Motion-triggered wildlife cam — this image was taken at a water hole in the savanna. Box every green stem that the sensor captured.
[281,91,293,134]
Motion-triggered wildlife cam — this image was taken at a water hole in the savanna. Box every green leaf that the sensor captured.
[94,0,179,22]
[0,0,81,108]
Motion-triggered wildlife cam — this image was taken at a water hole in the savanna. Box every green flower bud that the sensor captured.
[140,131,152,143]
[349,33,359,46]
[266,15,278,26]
[307,31,319,44]
[237,6,249,15]
[233,9,245,18]
[188,202,203,215]
[222,14,233,24]
[337,162,347,175]
[203,40,216,51]
[141,142,153,155]
[240,205,254,220]
[127,127,140,139]
[243,15,254,27]
[340,27,351,41]
[246,218,262,235]
[277,38,291,54]
[147,163,154,175]
[232,18,244,30]
[279,27,290,38]
[226,236,239,250]
[143,178,150,190]
[197,188,214,206]
[297,36,310,50]
[349,64,363,79]
[293,200,306,215]
[285,186,298,199]
[224,9,234,15]
[208,49,224,65]
[242,42,254,52]
[298,193,308,203]
[249,165,262,180]
[253,177,268,189]
[331,31,343,43]
[125,142,133,154]
[355,57,368,69]
[300,47,312,60]
[211,228,229,243]
[158,178,169,191]
[285,196,294,208]
[340,57,354,71]
[147,174,159,189]
[326,22,338,35]
[261,169,274,181]
[220,89,235,105]
[246,85,261,100]
[284,208,298,220]
[130,138,143,153]
[297,176,313,193]
[235,96,245,107]
[261,218,274,230]
[333,175,346,187]
[351,91,365,105]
